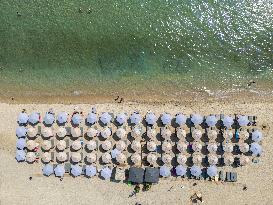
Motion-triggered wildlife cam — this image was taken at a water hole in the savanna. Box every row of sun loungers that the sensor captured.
[41,163,237,183]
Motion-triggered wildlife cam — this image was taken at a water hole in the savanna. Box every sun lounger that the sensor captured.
[219,171,225,181]
[64,163,71,173]
[226,172,231,182]
[37,126,42,135]
[51,152,55,162]
[51,138,55,148]
[81,165,86,175]
[230,172,237,182]
[114,167,126,181]
[65,127,71,136]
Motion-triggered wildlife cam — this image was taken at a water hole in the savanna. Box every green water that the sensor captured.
[0,0,273,98]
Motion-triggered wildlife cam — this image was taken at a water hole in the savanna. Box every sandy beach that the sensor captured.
[0,100,272,205]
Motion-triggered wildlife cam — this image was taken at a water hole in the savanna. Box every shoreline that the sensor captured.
[1,89,273,104]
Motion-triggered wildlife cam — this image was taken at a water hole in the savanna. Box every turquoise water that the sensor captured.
[0,1,273,98]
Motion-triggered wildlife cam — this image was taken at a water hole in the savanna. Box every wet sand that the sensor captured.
[0,100,272,205]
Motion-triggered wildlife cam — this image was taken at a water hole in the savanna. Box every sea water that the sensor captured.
[0,1,273,100]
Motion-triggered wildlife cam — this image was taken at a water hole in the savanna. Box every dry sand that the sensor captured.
[0,101,272,205]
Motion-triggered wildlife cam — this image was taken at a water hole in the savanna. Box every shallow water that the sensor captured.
[0,1,273,101]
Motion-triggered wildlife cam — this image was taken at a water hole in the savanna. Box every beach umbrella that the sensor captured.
[207,165,218,177]
[16,126,27,138]
[192,154,203,165]
[206,115,217,127]
[101,167,112,180]
[131,127,142,138]
[131,140,141,152]
[147,127,157,139]
[54,165,65,177]
[162,154,172,164]
[86,140,97,151]
[238,115,249,126]
[71,152,81,163]
[192,142,202,152]
[252,130,263,142]
[101,127,111,139]
[160,166,171,177]
[100,112,112,125]
[56,152,67,162]
[207,130,218,141]
[147,141,157,152]
[43,164,53,176]
[111,148,121,159]
[239,143,250,153]
[191,114,203,125]
[26,152,36,163]
[130,112,141,124]
[162,141,172,153]
[41,127,53,139]
[42,152,51,163]
[71,140,82,151]
[223,143,233,153]
[116,113,127,125]
[86,112,97,124]
[85,165,97,177]
[71,113,82,126]
[177,141,188,153]
[101,140,112,151]
[207,143,218,153]
[86,127,98,138]
[56,140,66,151]
[101,153,112,164]
[177,154,187,164]
[224,154,234,166]
[239,130,249,140]
[71,165,82,177]
[190,165,202,177]
[16,150,26,162]
[116,141,126,151]
[28,112,40,125]
[161,113,172,125]
[131,153,141,165]
[26,140,38,151]
[86,153,97,163]
[192,129,202,140]
[222,116,234,128]
[42,140,52,151]
[175,165,187,176]
[223,130,233,140]
[27,127,38,138]
[250,143,262,156]
[57,127,67,138]
[16,138,26,150]
[57,112,68,124]
[175,113,187,126]
[116,153,126,164]
[43,113,55,125]
[145,112,157,125]
[176,128,187,139]
[116,128,126,139]
[161,128,172,140]
[240,155,250,166]
[208,154,218,165]
[18,113,28,124]
[71,127,81,138]
[147,153,157,165]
